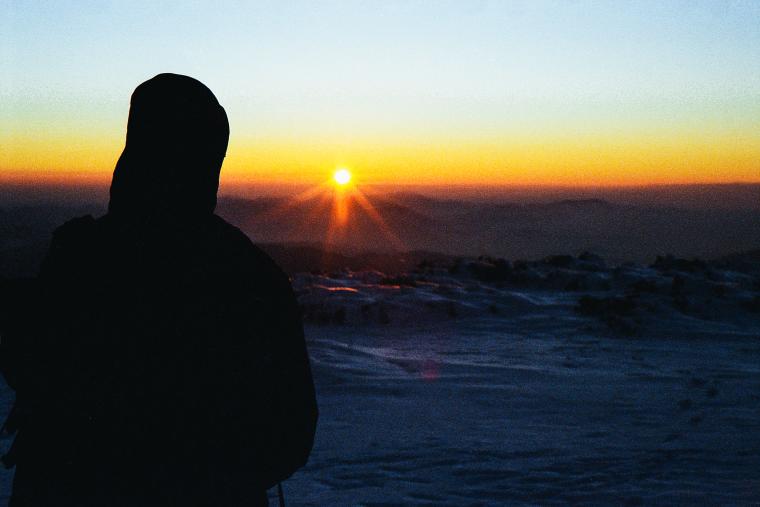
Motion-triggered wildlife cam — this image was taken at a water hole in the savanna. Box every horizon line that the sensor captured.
[1,172,759,191]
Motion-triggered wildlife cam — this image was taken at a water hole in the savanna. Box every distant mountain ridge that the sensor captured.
[1,190,759,277]
[215,193,760,263]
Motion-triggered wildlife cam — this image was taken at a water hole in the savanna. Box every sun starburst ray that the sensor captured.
[351,187,406,251]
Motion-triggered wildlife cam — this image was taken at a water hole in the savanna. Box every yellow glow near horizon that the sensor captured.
[4,132,760,189]
[333,168,352,186]
[3,1,760,191]
[3,126,760,188]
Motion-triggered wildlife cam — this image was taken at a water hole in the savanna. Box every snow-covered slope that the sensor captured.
[2,254,759,505]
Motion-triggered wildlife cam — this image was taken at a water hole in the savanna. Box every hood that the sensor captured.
[108,73,229,219]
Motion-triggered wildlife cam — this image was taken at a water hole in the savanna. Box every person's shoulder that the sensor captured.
[42,215,103,276]
[209,215,290,282]
[50,215,99,248]
[53,214,97,236]
[208,215,270,262]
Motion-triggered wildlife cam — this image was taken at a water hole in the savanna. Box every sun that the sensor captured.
[333,168,352,186]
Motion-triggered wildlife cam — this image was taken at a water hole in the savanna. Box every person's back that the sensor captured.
[2,74,317,506]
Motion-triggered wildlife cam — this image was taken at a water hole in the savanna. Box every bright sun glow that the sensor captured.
[333,168,352,185]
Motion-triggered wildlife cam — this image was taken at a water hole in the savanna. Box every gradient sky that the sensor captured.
[2,0,759,187]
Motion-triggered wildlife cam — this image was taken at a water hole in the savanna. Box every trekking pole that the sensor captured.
[277,482,285,507]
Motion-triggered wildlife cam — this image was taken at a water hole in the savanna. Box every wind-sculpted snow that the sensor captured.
[280,254,760,505]
[293,253,760,337]
[283,324,760,505]
[2,254,760,505]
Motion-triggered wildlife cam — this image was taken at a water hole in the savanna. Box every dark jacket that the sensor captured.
[2,74,318,506]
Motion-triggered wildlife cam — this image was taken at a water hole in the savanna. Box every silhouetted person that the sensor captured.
[1,73,317,506]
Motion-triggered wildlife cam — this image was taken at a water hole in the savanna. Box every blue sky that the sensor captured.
[2,1,759,185]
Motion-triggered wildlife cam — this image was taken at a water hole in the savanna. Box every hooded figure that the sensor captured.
[3,74,317,506]
[109,73,229,218]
